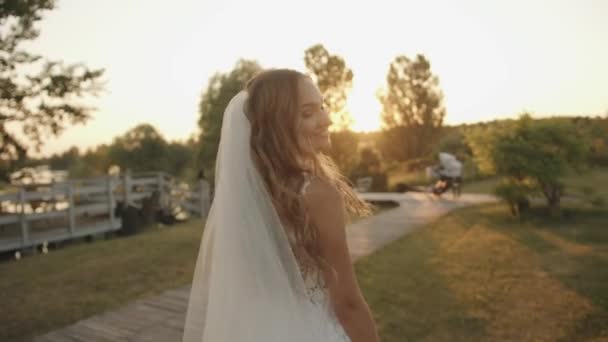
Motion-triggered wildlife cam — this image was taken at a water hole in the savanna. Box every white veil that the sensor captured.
[182,91,325,341]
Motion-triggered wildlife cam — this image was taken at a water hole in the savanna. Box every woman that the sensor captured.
[182,69,380,342]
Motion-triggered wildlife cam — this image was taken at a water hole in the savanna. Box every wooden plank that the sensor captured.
[131,177,157,187]
[69,175,112,184]
[23,188,66,201]
[0,236,22,252]
[130,192,151,201]
[33,330,80,342]
[155,293,188,308]
[97,309,150,331]
[130,302,174,322]
[0,214,19,225]
[62,324,115,342]
[72,220,117,235]
[77,320,129,341]
[0,219,120,253]
[162,287,191,301]
[73,184,107,196]
[74,202,110,216]
[92,314,142,335]
[132,171,161,178]
[0,192,18,201]
[140,295,186,314]
[25,210,66,221]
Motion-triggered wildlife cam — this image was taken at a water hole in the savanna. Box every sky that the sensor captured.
[19,0,608,157]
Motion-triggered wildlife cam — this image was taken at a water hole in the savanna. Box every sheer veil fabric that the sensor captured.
[182,91,339,341]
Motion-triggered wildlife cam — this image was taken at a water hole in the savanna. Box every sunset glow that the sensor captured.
[24,0,608,155]
[348,90,383,132]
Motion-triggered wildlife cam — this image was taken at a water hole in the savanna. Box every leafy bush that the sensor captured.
[494,181,531,218]
[351,147,388,192]
[468,114,589,216]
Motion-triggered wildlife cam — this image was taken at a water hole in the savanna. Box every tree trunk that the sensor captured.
[542,182,562,217]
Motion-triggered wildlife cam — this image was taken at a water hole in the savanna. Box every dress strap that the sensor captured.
[299,173,315,196]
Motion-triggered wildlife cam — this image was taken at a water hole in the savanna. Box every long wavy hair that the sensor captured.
[244,69,371,279]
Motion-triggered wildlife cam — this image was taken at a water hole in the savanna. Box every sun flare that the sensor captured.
[347,90,383,132]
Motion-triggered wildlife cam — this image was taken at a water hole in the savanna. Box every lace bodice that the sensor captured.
[297,173,350,341]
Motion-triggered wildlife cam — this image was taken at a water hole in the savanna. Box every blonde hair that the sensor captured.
[245,69,371,278]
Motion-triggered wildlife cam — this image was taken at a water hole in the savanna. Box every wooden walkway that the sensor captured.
[34,193,496,342]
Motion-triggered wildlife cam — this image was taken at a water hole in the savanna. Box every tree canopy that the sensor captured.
[304,44,354,131]
[197,59,262,183]
[378,54,445,160]
[0,0,105,180]
[467,114,589,215]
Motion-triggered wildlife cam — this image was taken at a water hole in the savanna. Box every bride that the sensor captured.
[182,69,380,342]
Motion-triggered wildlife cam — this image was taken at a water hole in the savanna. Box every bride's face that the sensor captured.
[296,78,332,154]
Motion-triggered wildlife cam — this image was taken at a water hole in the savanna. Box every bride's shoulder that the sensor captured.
[302,178,346,245]
[301,177,343,212]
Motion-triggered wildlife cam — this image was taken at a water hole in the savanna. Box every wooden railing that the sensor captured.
[0,172,210,253]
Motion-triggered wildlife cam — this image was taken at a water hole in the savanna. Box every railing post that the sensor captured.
[18,188,30,247]
[66,182,76,236]
[107,176,116,229]
[123,171,131,206]
[156,172,165,208]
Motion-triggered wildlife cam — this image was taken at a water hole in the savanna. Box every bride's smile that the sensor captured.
[297,77,332,153]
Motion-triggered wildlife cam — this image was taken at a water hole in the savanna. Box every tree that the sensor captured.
[166,137,198,181]
[304,44,354,131]
[0,0,104,180]
[328,130,360,177]
[378,54,445,160]
[350,147,387,192]
[47,146,80,170]
[304,44,360,175]
[107,124,169,173]
[70,145,110,178]
[197,59,262,184]
[468,114,588,216]
[464,121,512,176]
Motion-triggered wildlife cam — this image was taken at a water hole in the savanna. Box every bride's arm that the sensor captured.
[303,179,380,342]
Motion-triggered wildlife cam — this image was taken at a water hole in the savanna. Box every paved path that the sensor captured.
[34,193,496,342]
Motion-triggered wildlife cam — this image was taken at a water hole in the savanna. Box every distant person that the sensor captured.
[182,69,379,342]
[197,169,207,181]
[429,152,463,196]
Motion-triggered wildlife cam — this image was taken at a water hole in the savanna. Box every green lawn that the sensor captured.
[389,166,608,197]
[0,203,389,341]
[0,221,204,342]
[3,201,607,341]
[356,203,608,341]
[450,167,608,199]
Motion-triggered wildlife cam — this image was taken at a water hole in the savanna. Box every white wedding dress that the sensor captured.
[182,90,351,342]
[296,177,350,341]
[300,273,351,341]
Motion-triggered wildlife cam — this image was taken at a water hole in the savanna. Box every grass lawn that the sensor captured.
[0,221,204,342]
[463,166,608,197]
[356,203,608,341]
[3,199,607,341]
[0,203,390,341]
